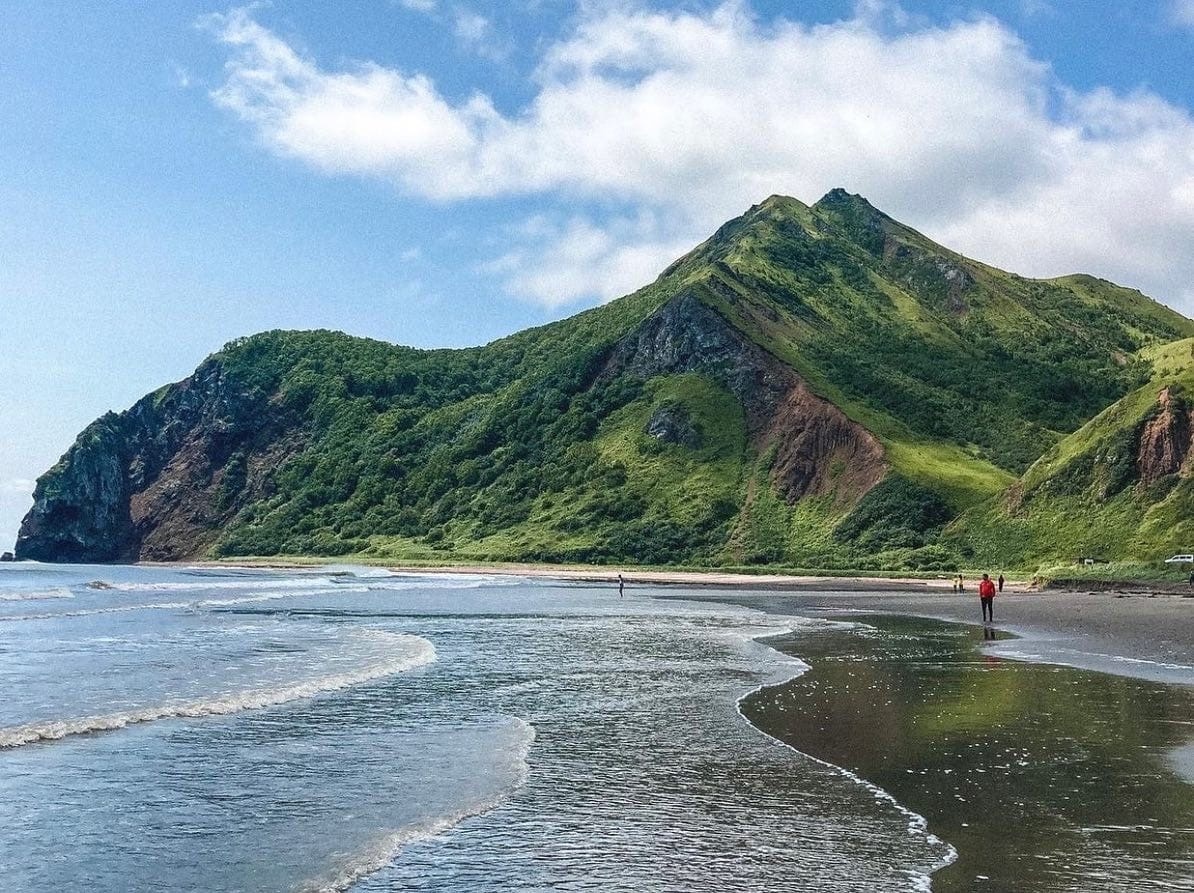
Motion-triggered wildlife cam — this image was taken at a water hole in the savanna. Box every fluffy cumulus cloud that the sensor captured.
[206,3,1194,311]
[483,211,697,306]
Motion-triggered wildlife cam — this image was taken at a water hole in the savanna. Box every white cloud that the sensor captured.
[484,211,695,307]
[170,61,192,89]
[396,0,437,12]
[453,9,488,42]
[1018,0,1055,18]
[1172,0,1194,28]
[452,8,509,61]
[206,4,1194,314]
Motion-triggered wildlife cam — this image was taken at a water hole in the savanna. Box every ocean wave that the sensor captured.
[0,587,372,623]
[0,631,435,748]
[371,572,527,588]
[298,717,536,893]
[85,577,340,593]
[0,588,74,602]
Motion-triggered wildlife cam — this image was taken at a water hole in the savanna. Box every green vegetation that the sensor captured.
[1035,560,1193,587]
[950,339,1194,571]
[23,191,1194,573]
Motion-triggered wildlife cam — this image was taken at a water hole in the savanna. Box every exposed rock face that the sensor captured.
[1137,387,1194,484]
[645,404,702,448]
[764,380,886,504]
[606,289,887,504]
[15,360,303,562]
[604,290,801,431]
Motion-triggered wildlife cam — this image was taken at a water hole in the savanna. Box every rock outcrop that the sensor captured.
[16,359,304,562]
[645,404,702,448]
[1137,387,1194,484]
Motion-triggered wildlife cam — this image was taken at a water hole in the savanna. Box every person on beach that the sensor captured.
[618,574,625,597]
[979,573,996,622]
[957,574,964,593]
[998,574,1005,593]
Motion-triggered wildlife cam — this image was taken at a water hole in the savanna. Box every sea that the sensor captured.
[0,563,1189,892]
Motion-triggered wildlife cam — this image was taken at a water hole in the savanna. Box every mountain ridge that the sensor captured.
[17,190,1194,569]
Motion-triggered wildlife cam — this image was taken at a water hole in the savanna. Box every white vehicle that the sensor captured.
[1163,553,1194,564]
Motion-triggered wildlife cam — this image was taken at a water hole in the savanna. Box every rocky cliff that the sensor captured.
[17,358,304,561]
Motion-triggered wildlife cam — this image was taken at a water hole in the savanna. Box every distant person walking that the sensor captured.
[618,574,625,598]
[956,574,964,593]
[979,573,996,623]
[997,574,1005,593]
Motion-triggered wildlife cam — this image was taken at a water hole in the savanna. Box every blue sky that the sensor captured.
[3,0,1194,548]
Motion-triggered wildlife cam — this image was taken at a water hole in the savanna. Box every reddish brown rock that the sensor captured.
[1136,387,1194,485]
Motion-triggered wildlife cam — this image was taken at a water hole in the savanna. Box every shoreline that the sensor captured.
[33,558,1194,686]
[167,559,1021,592]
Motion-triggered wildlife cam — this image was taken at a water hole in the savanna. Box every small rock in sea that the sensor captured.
[0,551,13,562]
[87,580,115,590]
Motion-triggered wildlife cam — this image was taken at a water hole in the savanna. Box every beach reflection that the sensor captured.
[741,615,1194,892]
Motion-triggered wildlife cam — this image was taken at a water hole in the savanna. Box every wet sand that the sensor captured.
[677,588,1194,687]
[660,585,1194,888]
[738,615,1194,892]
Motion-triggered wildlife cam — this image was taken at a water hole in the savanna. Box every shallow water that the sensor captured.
[0,564,952,892]
[740,614,1194,891]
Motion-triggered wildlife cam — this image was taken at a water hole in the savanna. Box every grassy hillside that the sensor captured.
[951,339,1194,569]
[19,191,1194,569]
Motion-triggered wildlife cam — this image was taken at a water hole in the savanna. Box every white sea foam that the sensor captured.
[87,577,340,593]
[0,588,74,602]
[734,622,958,892]
[367,571,527,589]
[298,717,536,893]
[0,586,371,623]
[0,631,435,748]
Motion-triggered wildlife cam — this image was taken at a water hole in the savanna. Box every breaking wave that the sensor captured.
[0,588,74,602]
[0,587,371,623]
[0,631,435,748]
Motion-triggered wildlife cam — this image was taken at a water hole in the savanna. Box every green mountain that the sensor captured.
[16,190,1194,569]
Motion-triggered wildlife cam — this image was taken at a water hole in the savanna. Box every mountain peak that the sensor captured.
[812,188,891,227]
[814,187,877,211]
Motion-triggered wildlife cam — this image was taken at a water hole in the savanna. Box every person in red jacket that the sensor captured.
[978,573,997,622]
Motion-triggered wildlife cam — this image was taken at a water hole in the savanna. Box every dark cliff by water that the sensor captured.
[17,191,1194,568]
